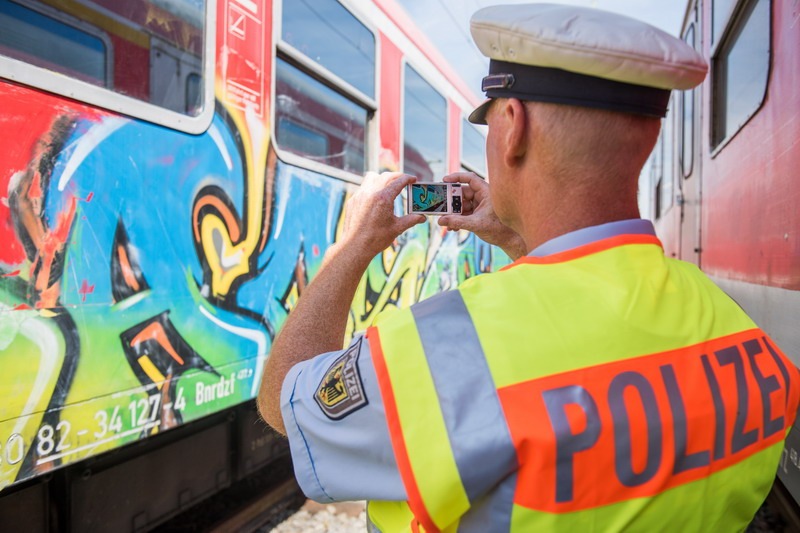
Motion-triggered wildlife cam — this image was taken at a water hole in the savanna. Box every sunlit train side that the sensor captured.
[646,0,800,517]
[0,0,500,529]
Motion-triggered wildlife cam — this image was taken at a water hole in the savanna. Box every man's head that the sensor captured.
[468,4,708,125]
[483,98,664,227]
[468,3,708,234]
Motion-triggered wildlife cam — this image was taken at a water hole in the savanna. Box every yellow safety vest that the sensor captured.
[365,234,800,532]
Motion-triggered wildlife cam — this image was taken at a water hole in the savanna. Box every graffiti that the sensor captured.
[0,78,509,491]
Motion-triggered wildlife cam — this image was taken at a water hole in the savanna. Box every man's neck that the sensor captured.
[515,175,640,253]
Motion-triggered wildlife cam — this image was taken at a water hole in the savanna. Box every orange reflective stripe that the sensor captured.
[497,328,799,513]
[500,234,663,270]
[367,326,439,533]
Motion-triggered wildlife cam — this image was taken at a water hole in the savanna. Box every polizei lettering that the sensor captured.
[498,329,800,512]
[196,373,236,406]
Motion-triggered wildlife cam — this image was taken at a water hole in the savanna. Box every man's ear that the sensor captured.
[502,99,528,167]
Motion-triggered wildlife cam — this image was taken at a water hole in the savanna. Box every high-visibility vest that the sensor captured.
[365,235,800,532]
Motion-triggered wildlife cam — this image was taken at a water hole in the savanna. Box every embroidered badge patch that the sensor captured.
[314,338,368,420]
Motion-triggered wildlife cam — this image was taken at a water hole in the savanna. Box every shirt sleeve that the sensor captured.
[280,335,406,503]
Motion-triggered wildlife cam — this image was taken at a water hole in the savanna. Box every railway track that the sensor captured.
[155,455,369,532]
[152,452,797,532]
[167,483,792,532]
[209,477,303,532]
[153,457,305,532]
[270,501,367,533]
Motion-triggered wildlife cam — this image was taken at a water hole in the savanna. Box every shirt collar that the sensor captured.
[528,219,656,257]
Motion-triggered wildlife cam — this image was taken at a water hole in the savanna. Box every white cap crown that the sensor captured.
[471,3,708,91]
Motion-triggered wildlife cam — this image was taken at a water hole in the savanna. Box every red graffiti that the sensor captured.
[28,173,43,200]
[31,195,78,308]
[78,279,95,302]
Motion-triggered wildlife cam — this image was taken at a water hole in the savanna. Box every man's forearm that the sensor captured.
[258,242,373,434]
[257,171,424,434]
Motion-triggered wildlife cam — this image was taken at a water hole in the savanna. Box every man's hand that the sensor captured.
[258,171,424,435]
[438,172,528,260]
[339,172,425,259]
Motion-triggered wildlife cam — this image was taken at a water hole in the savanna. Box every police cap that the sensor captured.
[468,3,708,124]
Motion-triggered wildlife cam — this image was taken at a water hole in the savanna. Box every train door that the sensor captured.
[653,98,680,257]
[151,37,203,115]
[678,2,702,265]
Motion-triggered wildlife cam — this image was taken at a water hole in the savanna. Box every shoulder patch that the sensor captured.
[314,338,368,420]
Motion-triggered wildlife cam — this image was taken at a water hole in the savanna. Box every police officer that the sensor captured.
[259,4,800,532]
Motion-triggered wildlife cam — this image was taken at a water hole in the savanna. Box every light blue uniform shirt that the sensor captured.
[280,219,657,503]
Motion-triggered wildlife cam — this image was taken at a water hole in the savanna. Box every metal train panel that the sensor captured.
[652,0,800,511]
[700,0,800,290]
[0,0,503,501]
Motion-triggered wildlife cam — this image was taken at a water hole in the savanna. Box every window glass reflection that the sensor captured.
[713,0,769,146]
[712,0,737,42]
[0,1,106,84]
[0,0,208,117]
[282,0,375,98]
[681,25,695,177]
[461,119,487,176]
[652,134,663,218]
[403,66,447,181]
[275,58,367,174]
[661,110,674,213]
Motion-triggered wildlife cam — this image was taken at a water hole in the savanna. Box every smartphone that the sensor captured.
[406,182,462,215]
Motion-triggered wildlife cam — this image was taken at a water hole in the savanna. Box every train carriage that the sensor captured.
[0,0,503,529]
[647,0,800,519]
[5,0,800,528]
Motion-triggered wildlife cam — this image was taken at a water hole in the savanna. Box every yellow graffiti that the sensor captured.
[198,80,271,298]
[347,225,431,336]
[283,281,300,313]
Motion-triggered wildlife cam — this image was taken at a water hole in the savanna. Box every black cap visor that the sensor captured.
[468,98,493,125]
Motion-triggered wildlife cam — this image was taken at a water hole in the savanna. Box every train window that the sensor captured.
[0,1,107,85]
[461,119,487,177]
[0,0,215,134]
[150,37,204,116]
[186,73,202,115]
[281,0,375,99]
[712,0,738,43]
[661,110,675,213]
[650,120,675,221]
[680,24,696,178]
[275,58,367,174]
[654,180,662,220]
[711,0,770,149]
[403,66,447,181]
[275,0,376,179]
[652,134,663,219]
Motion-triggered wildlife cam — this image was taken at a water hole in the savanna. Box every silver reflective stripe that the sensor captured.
[457,473,517,533]
[410,290,518,506]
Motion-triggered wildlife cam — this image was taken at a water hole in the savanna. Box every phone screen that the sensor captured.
[410,183,449,214]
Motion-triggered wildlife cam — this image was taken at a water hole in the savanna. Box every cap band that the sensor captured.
[482,73,516,91]
[482,60,671,118]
